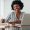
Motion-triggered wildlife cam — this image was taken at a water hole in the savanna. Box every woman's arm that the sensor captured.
[13,20,21,24]
[5,13,11,23]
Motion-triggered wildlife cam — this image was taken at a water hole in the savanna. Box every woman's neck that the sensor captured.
[16,11,21,19]
[16,11,21,14]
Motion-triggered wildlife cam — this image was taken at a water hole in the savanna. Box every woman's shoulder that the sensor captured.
[21,12,25,15]
[21,12,25,17]
[10,10,15,14]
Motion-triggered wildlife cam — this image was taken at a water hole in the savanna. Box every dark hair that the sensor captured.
[11,1,24,10]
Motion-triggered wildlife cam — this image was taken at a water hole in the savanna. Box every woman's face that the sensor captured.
[13,4,21,11]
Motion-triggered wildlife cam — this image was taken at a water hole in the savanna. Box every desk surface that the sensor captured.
[0,23,21,28]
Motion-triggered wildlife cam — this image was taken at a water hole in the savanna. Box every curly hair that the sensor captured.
[11,1,24,10]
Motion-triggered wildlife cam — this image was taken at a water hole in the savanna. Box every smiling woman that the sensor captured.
[5,0,24,30]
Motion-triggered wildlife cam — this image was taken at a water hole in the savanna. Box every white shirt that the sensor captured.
[6,11,24,27]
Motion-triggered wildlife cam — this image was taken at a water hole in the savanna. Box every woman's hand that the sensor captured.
[12,20,21,27]
[14,20,21,24]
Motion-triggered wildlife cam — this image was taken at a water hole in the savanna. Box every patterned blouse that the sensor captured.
[6,11,24,27]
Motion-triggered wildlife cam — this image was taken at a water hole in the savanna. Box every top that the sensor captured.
[6,11,24,27]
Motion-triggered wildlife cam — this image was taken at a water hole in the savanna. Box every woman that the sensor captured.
[6,1,24,30]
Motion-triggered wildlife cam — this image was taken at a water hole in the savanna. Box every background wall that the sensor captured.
[0,0,4,19]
